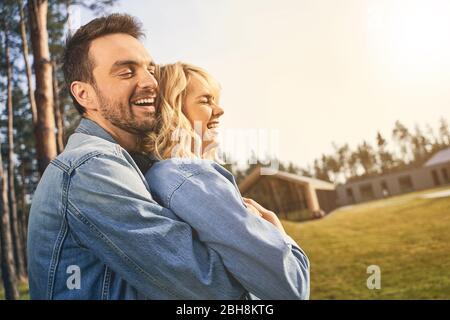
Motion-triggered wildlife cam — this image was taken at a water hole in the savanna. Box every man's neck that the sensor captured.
[84,115,139,152]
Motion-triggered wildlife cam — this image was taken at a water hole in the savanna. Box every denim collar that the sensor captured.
[74,117,117,144]
[74,117,158,172]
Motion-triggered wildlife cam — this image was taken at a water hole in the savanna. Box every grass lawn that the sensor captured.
[283,185,450,299]
[2,186,449,300]
[0,280,29,300]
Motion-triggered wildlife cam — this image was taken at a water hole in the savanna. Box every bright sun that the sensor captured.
[367,0,450,80]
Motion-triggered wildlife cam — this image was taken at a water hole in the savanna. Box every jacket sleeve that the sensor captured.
[66,152,246,299]
[146,161,310,300]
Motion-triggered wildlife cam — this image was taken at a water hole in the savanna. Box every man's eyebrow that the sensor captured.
[110,60,155,72]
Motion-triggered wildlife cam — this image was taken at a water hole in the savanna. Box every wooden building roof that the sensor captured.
[239,166,335,194]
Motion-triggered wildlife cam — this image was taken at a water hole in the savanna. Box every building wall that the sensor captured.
[336,161,450,206]
[316,189,338,213]
[242,176,309,218]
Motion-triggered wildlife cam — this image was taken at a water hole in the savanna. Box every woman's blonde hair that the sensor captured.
[141,62,221,160]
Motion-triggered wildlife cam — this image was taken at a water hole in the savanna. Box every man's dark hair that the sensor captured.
[62,14,144,114]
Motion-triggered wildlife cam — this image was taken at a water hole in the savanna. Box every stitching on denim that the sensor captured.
[51,159,69,172]
[101,266,112,300]
[166,168,211,208]
[45,160,74,299]
[45,217,68,299]
[179,162,204,177]
[66,200,181,299]
[66,151,105,175]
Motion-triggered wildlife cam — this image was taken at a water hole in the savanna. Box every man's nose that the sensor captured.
[137,70,158,90]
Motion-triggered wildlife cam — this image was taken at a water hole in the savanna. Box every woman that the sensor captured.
[140,62,309,299]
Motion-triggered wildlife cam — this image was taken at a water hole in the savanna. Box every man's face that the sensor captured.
[89,33,158,134]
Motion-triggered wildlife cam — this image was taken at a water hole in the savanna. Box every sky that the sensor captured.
[75,0,450,169]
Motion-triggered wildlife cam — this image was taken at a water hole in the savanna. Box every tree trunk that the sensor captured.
[18,161,29,270]
[0,140,19,300]
[28,0,57,175]
[52,61,65,154]
[4,28,27,281]
[18,0,38,124]
[65,0,73,33]
[18,0,43,177]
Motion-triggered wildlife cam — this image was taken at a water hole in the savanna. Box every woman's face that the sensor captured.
[183,74,224,153]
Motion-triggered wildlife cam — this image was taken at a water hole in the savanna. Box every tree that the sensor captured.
[329,142,353,183]
[13,86,40,268]
[313,157,330,182]
[0,139,19,300]
[321,154,340,183]
[410,124,429,165]
[0,10,20,299]
[376,131,394,173]
[355,141,377,175]
[18,0,38,125]
[392,120,412,165]
[0,2,20,296]
[28,0,57,175]
[350,152,360,177]
[298,165,313,178]
[4,24,27,280]
[438,117,450,146]
[48,0,68,153]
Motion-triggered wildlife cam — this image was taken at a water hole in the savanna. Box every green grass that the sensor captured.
[2,186,450,300]
[0,280,29,300]
[283,185,450,299]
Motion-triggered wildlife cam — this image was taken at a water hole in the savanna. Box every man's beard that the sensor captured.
[96,90,157,134]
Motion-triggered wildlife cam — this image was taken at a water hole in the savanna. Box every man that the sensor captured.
[28,14,309,299]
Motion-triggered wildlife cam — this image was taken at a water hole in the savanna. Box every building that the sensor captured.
[237,147,450,220]
[238,166,337,220]
[336,147,450,206]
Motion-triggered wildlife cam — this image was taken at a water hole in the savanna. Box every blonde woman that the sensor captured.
[139,62,310,300]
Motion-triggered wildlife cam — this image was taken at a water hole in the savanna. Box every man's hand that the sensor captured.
[243,197,286,235]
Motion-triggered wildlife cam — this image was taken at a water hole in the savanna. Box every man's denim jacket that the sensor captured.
[27,118,310,300]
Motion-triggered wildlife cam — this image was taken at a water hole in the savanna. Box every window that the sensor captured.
[431,170,441,186]
[346,188,355,204]
[441,168,449,184]
[359,184,375,201]
[380,180,390,197]
[398,175,414,193]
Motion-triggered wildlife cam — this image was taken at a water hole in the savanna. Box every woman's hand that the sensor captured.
[243,197,286,235]
[244,201,263,217]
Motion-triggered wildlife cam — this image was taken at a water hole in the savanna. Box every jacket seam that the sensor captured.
[45,217,68,299]
[66,200,182,299]
[66,151,106,175]
[101,266,112,300]
[50,159,69,172]
[166,168,215,208]
[45,158,75,299]
[166,164,221,209]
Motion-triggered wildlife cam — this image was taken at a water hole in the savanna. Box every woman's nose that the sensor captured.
[213,105,224,118]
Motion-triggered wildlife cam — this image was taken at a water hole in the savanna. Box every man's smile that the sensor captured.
[130,96,156,113]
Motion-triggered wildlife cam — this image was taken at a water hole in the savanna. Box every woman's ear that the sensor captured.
[71,81,97,111]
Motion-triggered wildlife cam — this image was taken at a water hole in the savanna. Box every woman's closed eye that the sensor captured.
[199,96,214,105]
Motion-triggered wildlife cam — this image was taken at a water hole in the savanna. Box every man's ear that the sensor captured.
[71,81,97,111]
